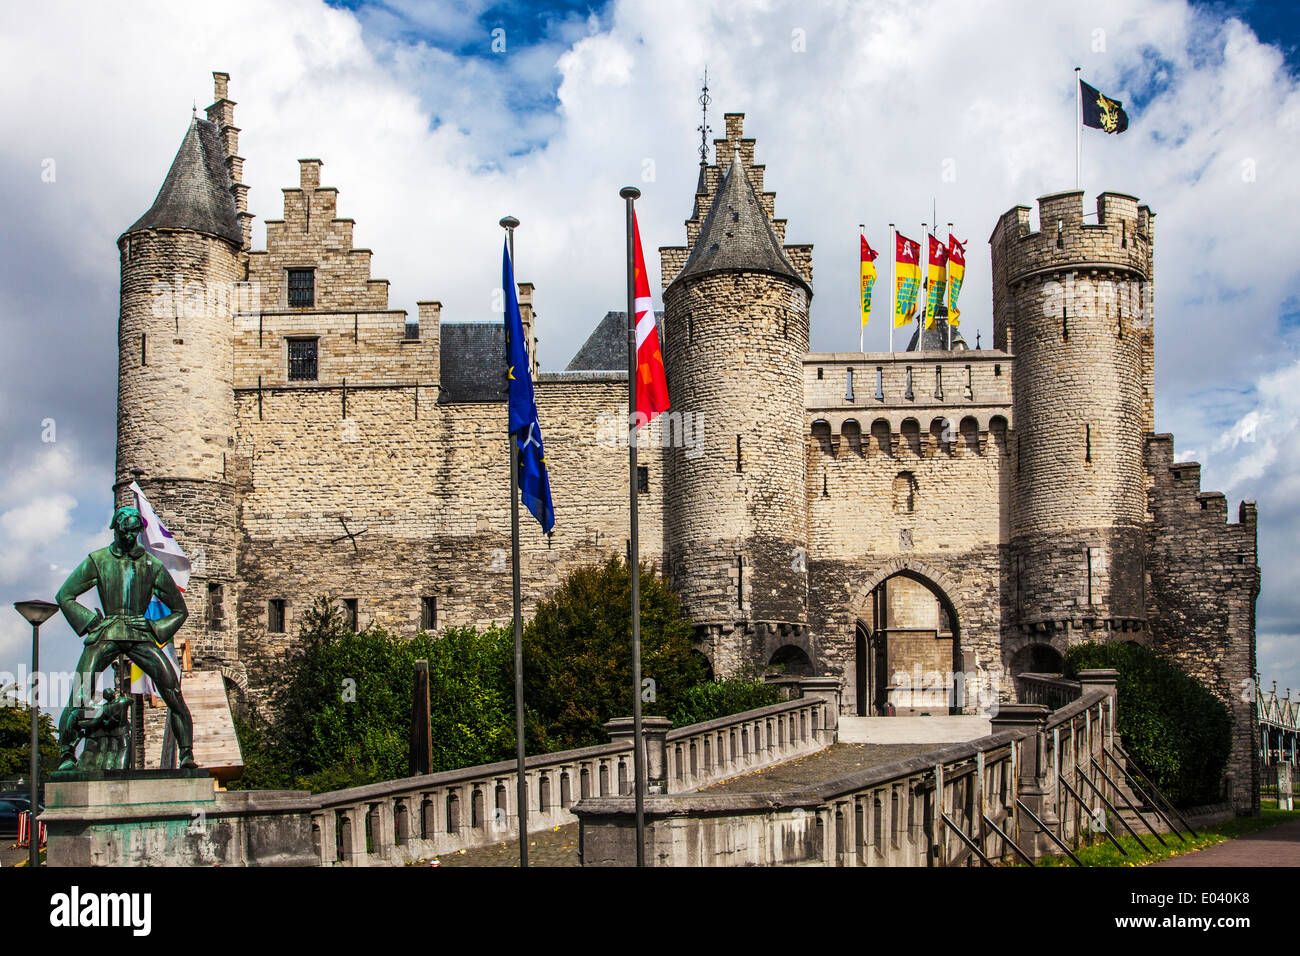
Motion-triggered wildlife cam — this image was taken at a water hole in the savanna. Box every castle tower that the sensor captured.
[990,190,1155,640]
[659,114,814,676]
[115,73,248,667]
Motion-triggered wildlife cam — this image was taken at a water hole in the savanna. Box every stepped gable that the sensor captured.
[672,146,809,293]
[126,116,242,246]
[438,323,506,403]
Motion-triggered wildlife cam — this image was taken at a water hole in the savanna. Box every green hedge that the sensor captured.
[1064,642,1231,807]
[669,677,782,728]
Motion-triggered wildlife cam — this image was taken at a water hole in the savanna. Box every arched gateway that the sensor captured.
[849,560,965,717]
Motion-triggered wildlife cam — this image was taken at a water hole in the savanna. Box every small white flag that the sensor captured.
[129,481,190,591]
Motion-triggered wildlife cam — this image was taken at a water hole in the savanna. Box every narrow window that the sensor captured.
[1086,548,1095,605]
[845,367,855,402]
[288,337,319,381]
[994,363,1001,377]
[1085,424,1092,463]
[933,366,943,400]
[737,555,744,610]
[822,471,828,498]
[420,596,437,631]
[343,597,358,630]
[1121,220,1127,249]
[874,366,884,401]
[287,268,315,307]
[1063,305,1069,341]
[637,465,649,494]
[736,434,742,473]
[268,599,286,633]
[141,333,147,366]
[904,366,914,401]
[207,582,224,625]
[817,367,824,380]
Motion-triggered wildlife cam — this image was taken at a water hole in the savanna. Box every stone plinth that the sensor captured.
[42,770,318,867]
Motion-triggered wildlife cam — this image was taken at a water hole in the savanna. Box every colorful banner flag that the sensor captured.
[631,212,670,426]
[129,481,190,592]
[947,234,966,327]
[894,232,921,328]
[924,234,949,329]
[860,235,878,328]
[504,239,555,533]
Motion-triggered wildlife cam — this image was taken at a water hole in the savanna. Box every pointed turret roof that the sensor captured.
[672,149,809,293]
[125,115,242,245]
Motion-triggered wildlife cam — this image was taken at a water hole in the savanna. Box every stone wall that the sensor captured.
[1145,434,1260,813]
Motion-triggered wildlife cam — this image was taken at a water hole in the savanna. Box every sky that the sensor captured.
[1,0,1298,703]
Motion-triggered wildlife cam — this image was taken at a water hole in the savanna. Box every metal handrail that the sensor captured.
[1109,744,1197,837]
[1060,776,1127,855]
[1091,757,1167,847]
[982,813,1035,866]
[1074,764,1152,854]
[941,812,993,867]
[1102,748,1187,844]
[1014,798,1083,866]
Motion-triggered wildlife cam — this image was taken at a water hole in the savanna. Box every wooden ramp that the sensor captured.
[186,670,244,782]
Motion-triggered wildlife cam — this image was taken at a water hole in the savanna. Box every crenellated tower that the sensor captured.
[116,72,249,668]
[659,114,814,676]
[990,190,1155,641]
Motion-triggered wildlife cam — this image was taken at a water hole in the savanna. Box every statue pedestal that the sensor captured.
[41,770,320,867]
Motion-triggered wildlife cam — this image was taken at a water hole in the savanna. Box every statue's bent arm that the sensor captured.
[55,554,102,637]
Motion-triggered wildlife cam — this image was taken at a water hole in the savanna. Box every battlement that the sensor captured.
[1146,434,1257,532]
[990,190,1154,287]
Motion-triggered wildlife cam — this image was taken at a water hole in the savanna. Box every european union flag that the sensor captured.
[504,239,555,533]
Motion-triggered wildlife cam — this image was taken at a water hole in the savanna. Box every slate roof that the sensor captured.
[671,149,809,293]
[565,310,664,372]
[438,323,507,403]
[126,116,242,245]
[905,317,970,352]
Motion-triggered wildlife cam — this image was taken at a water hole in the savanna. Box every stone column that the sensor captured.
[1077,668,1120,752]
[800,677,842,743]
[991,703,1054,860]
[1278,763,1294,811]
[604,716,674,793]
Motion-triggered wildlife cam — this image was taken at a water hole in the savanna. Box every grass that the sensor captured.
[1036,805,1297,866]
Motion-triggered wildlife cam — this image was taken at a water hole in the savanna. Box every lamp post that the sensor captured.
[13,599,58,868]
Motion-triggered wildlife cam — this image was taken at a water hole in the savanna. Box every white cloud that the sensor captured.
[1,0,1298,685]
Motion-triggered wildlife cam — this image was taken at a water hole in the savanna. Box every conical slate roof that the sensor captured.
[906,318,969,352]
[672,150,809,293]
[126,116,241,245]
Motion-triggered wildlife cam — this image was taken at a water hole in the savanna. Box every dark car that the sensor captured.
[0,796,43,838]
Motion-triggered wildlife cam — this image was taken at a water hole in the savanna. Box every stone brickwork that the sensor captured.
[1145,434,1260,812]
[112,75,1259,806]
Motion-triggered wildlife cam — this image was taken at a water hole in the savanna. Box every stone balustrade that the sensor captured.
[575,673,1119,866]
[1015,672,1082,711]
[308,677,836,866]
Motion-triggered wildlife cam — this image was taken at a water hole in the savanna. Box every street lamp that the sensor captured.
[14,599,57,868]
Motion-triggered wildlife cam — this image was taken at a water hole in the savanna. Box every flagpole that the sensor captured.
[859,223,865,354]
[619,185,647,868]
[499,213,528,869]
[947,220,953,351]
[1075,67,1082,190]
[888,223,895,353]
[919,221,927,352]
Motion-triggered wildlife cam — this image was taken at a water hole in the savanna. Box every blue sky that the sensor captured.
[2,0,1299,706]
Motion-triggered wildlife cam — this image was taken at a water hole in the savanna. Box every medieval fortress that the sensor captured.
[116,74,1259,804]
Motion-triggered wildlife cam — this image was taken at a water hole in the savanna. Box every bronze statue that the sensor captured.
[75,688,133,771]
[54,506,197,771]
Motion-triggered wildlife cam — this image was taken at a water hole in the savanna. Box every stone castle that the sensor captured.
[115,74,1259,808]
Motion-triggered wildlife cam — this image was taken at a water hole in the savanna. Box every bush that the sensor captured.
[1064,642,1231,807]
[0,686,59,778]
[234,599,515,792]
[670,676,782,728]
[523,557,708,750]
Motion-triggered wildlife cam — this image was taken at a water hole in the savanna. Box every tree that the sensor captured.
[1064,642,1232,807]
[523,557,709,750]
[0,684,59,779]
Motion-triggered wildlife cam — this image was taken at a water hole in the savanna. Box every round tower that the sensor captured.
[115,73,249,667]
[990,189,1156,642]
[661,128,812,677]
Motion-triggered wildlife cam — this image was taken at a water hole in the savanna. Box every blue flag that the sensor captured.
[504,239,555,533]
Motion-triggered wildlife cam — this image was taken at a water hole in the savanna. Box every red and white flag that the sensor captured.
[631,212,670,426]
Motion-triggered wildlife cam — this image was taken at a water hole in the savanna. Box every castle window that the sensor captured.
[342,597,359,630]
[288,337,318,381]
[287,268,315,308]
[141,333,147,366]
[994,364,1001,377]
[875,367,884,401]
[904,366,914,401]
[845,367,855,402]
[892,472,917,514]
[736,435,743,473]
[637,466,649,494]
[1085,424,1092,463]
[420,596,437,631]
[817,367,823,380]
[207,582,224,626]
[268,599,286,633]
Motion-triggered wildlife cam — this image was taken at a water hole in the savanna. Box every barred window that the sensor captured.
[268,599,286,633]
[287,268,315,307]
[288,338,318,381]
[637,466,649,494]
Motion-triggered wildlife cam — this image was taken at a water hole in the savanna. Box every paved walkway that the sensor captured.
[437,823,580,867]
[1151,818,1300,867]
[705,743,944,793]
